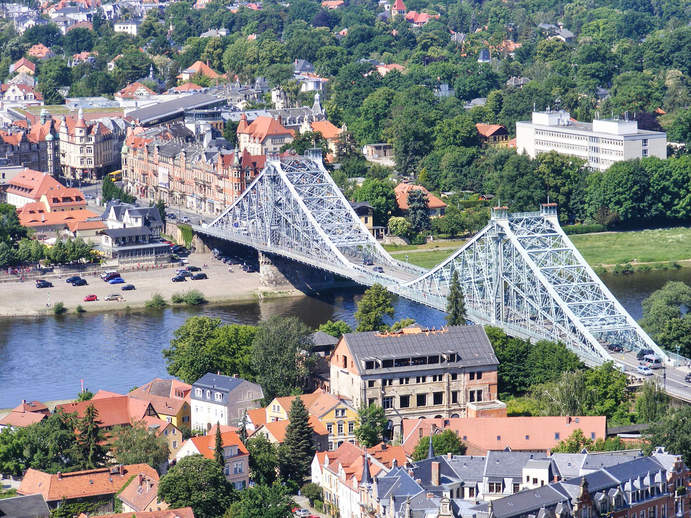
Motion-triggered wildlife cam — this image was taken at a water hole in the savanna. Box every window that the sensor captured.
[451,373,457,380]
[554,432,560,440]
[327,423,333,435]
[476,371,482,380]
[365,361,375,369]
[417,394,426,406]
[383,397,393,409]
[400,377,409,385]
[368,398,375,406]
[348,422,354,434]
[469,372,475,380]
[416,376,427,383]
[525,435,530,440]
[337,422,344,435]
[643,139,648,146]
[432,375,442,382]
[451,391,458,404]
[172,440,177,448]
[383,379,393,386]
[591,432,595,439]
[400,395,410,408]
[368,380,375,388]
[215,392,222,401]
[468,487,475,497]
[335,408,346,417]
[233,461,243,474]
[195,388,202,397]
[488,482,502,493]
[513,483,520,493]
[433,392,443,405]
[206,390,211,399]
[469,390,482,402]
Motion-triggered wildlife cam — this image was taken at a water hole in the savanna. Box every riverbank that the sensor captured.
[388,227,691,271]
[0,253,302,318]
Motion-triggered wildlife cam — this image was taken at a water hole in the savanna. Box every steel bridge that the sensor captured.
[195,152,671,370]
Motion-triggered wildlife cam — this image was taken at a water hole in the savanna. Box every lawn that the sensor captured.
[382,239,466,252]
[389,227,691,269]
[570,227,691,266]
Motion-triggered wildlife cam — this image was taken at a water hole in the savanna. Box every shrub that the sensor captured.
[636,264,652,272]
[53,302,67,315]
[563,223,606,235]
[172,290,207,305]
[177,223,194,247]
[145,293,168,309]
[75,305,86,313]
[613,263,634,275]
[301,483,322,506]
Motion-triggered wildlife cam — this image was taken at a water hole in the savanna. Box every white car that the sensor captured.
[637,365,653,376]
[295,510,309,518]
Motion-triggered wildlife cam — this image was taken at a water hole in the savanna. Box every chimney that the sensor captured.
[138,474,143,486]
[57,472,62,479]
[22,399,26,405]
[447,452,452,460]
[431,461,440,486]
[118,464,124,476]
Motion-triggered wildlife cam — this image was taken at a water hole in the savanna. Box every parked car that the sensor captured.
[172,275,186,282]
[636,348,655,360]
[35,279,53,288]
[166,213,177,219]
[176,270,193,278]
[100,270,118,280]
[606,343,623,352]
[181,216,191,223]
[636,365,653,376]
[373,266,384,273]
[640,354,663,369]
[294,510,309,518]
[362,258,374,266]
[191,273,208,280]
[105,294,122,301]
[121,284,135,291]
[84,294,98,301]
[103,272,121,282]
[108,277,125,284]
[186,265,201,272]
[66,275,81,283]
[71,278,88,286]
[685,373,691,383]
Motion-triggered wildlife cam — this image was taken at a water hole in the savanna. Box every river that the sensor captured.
[1,268,690,408]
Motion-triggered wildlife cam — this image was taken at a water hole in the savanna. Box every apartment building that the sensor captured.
[190,373,263,431]
[122,123,262,216]
[516,110,667,171]
[330,326,499,440]
[58,108,127,181]
[236,114,294,155]
[0,110,61,175]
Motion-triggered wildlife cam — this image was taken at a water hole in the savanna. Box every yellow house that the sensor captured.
[129,378,192,428]
[265,389,358,450]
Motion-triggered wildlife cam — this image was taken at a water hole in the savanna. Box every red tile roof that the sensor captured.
[18,208,99,228]
[310,120,342,140]
[475,123,507,137]
[11,57,36,74]
[13,400,49,414]
[188,431,248,460]
[393,0,406,11]
[117,472,165,512]
[246,407,267,429]
[0,410,47,428]
[177,61,221,80]
[129,378,191,417]
[67,219,107,232]
[28,43,52,59]
[55,392,155,428]
[257,415,328,443]
[401,416,607,455]
[78,508,195,518]
[172,82,204,93]
[115,82,156,99]
[394,183,447,210]
[19,464,158,503]
[238,116,292,143]
[6,169,65,202]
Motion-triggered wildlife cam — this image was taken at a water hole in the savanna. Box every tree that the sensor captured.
[318,320,352,338]
[72,404,107,469]
[0,203,27,244]
[354,403,388,448]
[387,216,411,237]
[354,283,394,332]
[412,430,466,461]
[278,398,315,484]
[551,428,593,453]
[640,282,691,356]
[163,317,257,384]
[246,435,279,485]
[251,316,315,402]
[635,381,669,424]
[224,482,294,518]
[406,189,430,234]
[301,482,322,506]
[11,410,77,474]
[109,423,170,468]
[644,407,691,465]
[354,179,397,227]
[446,270,467,326]
[158,455,234,518]
[214,423,224,468]
[155,200,166,222]
[64,27,94,54]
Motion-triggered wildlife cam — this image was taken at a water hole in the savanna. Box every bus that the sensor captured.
[108,170,122,182]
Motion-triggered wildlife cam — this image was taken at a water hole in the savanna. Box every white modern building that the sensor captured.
[190,373,263,432]
[516,110,667,170]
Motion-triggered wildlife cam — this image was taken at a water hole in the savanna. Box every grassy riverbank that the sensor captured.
[391,227,691,270]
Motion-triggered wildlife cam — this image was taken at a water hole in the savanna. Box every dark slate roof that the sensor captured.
[447,455,486,482]
[193,372,246,392]
[128,94,223,125]
[312,331,339,347]
[410,457,462,490]
[602,457,665,484]
[102,227,153,239]
[127,206,163,224]
[376,466,424,500]
[491,483,568,518]
[0,494,50,518]
[485,451,547,478]
[342,325,498,371]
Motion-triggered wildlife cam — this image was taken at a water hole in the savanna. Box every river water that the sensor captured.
[1,268,690,408]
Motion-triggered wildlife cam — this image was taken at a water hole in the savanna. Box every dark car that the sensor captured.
[186,265,201,272]
[191,272,208,280]
[71,278,88,286]
[121,284,135,291]
[172,275,186,282]
[241,264,258,273]
[685,373,691,384]
[176,270,193,278]
[35,279,53,288]
[362,258,374,266]
[66,275,81,283]
[607,343,623,352]
[373,266,384,273]
[103,272,121,282]
[636,348,655,360]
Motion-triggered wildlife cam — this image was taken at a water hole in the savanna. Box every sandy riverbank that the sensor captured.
[0,253,302,317]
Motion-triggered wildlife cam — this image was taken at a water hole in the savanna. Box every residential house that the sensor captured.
[115,82,156,99]
[18,464,159,512]
[404,10,439,27]
[5,168,86,210]
[350,201,384,239]
[252,416,329,452]
[1,83,43,103]
[330,326,499,441]
[55,390,158,429]
[516,110,667,171]
[80,508,195,518]
[0,111,61,174]
[117,472,167,513]
[478,48,491,63]
[69,51,98,67]
[9,57,36,76]
[0,400,49,430]
[294,59,315,75]
[476,123,510,145]
[402,416,607,456]
[177,61,222,82]
[143,419,185,461]
[391,0,406,18]
[362,142,394,166]
[128,378,192,428]
[170,82,204,94]
[58,108,127,181]
[303,118,343,156]
[0,494,50,518]
[113,19,142,36]
[236,114,294,155]
[176,431,249,489]
[394,182,447,217]
[190,373,263,431]
[27,43,53,60]
[506,76,530,88]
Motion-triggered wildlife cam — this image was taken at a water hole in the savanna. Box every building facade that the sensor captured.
[190,373,263,431]
[0,110,60,175]
[516,110,667,170]
[175,431,250,489]
[236,114,294,155]
[330,326,499,440]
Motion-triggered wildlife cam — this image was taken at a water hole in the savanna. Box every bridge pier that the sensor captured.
[259,252,296,290]
[258,252,352,293]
